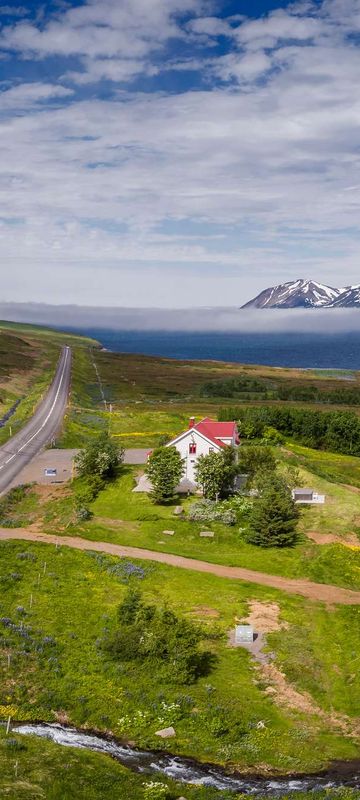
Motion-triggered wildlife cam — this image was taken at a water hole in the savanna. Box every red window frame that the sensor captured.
[189,442,197,454]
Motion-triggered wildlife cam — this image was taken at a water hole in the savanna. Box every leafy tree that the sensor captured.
[238,445,276,484]
[262,426,284,445]
[75,432,124,480]
[282,464,303,491]
[194,447,237,500]
[245,477,299,547]
[145,446,185,503]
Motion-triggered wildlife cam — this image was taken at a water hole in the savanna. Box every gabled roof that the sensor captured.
[167,417,239,450]
[166,425,224,451]
[195,417,238,444]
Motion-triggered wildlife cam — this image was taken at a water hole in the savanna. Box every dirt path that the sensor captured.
[1,528,360,605]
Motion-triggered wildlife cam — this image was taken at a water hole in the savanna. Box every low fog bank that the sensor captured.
[1,302,360,333]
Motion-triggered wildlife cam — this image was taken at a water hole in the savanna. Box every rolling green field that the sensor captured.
[0,540,359,778]
[2,321,360,797]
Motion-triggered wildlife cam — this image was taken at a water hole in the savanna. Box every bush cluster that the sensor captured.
[102,589,215,685]
[187,499,236,526]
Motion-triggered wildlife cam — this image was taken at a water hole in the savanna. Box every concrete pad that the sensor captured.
[163,530,175,536]
[200,531,214,538]
[133,474,153,493]
[9,449,78,489]
[123,448,149,465]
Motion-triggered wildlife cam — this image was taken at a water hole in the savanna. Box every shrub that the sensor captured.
[224,495,253,518]
[103,589,215,685]
[75,505,93,521]
[75,433,124,480]
[143,782,168,800]
[187,500,236,525]
[145,446,185,503]
[245,477,299,548]
[194,447,238,499]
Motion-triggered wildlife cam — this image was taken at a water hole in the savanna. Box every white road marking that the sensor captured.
[0,347,70,472]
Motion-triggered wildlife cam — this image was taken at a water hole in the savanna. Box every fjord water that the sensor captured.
[63,328,360,369]
[13,724,360,794]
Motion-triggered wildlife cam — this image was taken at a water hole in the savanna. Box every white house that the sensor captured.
[166,416,239,486]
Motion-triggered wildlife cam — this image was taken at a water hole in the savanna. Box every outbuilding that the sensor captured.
[292,488,325,504]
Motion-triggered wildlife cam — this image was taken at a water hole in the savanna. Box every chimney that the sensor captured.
[189,417,195,428]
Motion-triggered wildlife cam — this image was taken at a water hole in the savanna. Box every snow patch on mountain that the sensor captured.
[242,279,360,309]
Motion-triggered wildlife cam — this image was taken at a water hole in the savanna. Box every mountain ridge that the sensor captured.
[242,279,360,309]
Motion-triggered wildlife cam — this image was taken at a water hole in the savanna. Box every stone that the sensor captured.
[163,530,175,536]
[155,726,176,738]
[174,506,184,516]
[200,531,214,538]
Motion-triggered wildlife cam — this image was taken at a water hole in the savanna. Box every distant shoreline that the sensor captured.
[57,326,360,371]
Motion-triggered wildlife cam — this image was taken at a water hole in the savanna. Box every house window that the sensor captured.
[209,447,214,452]
[189,442,197,454]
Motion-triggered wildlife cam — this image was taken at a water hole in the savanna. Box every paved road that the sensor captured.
[0,346,71,495]
[1,528,360,605]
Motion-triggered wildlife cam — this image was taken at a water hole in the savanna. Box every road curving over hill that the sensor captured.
[0,346,71,496]
[1,528,360,605]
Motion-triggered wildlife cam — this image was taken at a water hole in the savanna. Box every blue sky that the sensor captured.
[1,0,360,307]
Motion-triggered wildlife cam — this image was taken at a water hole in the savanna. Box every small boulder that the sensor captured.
[163,530,175,536]
[200,531,214,538]
[155,726,176,738]
[173,506,184,516]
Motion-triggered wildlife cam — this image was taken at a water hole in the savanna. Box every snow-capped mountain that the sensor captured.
[241,279,359,309]
[331,285,360,307]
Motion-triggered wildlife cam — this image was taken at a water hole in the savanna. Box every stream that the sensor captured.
[12,723,360,795]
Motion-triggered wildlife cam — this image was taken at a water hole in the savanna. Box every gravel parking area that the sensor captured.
[8,447,148,491]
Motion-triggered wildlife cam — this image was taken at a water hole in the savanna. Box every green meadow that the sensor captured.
[0,540,359,778]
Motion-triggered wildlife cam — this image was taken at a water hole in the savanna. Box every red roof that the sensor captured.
[191,417,239,448]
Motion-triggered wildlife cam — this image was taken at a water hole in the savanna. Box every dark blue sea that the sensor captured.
[61,328,360,370]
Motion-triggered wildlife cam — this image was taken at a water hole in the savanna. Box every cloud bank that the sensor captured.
[1,302,360,334]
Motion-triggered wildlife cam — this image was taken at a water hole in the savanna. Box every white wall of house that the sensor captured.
[168,429,222,483]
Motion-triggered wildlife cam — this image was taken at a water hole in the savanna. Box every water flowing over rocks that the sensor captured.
[12,723,360,795]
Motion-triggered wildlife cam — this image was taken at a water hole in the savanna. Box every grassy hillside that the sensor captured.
[0,540,359,776]
[0,322,98,446]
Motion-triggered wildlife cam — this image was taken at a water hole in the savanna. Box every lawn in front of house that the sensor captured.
[0,539,359,777]
[47,463,359,591]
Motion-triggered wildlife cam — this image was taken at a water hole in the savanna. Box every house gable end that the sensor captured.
[166,427,222,452]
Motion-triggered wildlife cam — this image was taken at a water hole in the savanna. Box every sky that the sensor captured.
[1,0,360,308]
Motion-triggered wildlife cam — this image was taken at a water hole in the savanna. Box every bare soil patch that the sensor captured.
[245,601,289,633]
[261,662,360,737]
[306,530,360,547]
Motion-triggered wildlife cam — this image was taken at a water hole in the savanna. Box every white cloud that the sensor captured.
[0,82,73,107]
[0,0,204,59]
[1,0,360,305]
[64,57,156,85]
